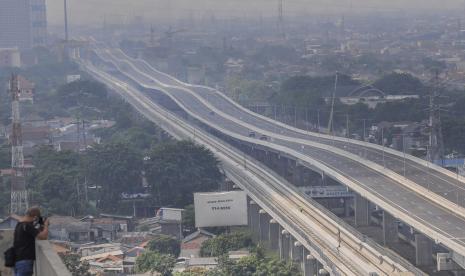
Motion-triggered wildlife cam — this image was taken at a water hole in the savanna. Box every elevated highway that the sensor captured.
[78,60,422,275]
[75,44,465,273]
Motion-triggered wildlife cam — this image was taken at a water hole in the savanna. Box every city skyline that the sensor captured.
[45,0,465,26]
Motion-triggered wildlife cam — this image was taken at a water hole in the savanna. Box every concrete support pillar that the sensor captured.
[382,211,398,245]
[415,233,433,266]
[278,155,287,177]
[303,249,317,276]
[248,201,259,239]
[354,194,370,226]
[279,228,290,260]
[286,158,295,182]
[343,198,351,217]
[258,209,269,243]
[293,165,305,186]
[291,238,303,262]
[269,219,279,251]
[321,172,327,185]
[318,267,330,275]
[269,152,278,171]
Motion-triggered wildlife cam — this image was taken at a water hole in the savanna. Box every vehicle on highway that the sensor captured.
[248,131,256,138]
[259,134,268,141]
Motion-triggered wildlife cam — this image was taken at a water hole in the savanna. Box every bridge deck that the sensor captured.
[93,48,465,260]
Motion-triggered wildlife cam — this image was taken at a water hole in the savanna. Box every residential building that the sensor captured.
[180,229,216,258]
[0,48,21,67]
[30,0,47,46]
[18,75,34,103]
[49,216,95,243]
[0,0,47,49]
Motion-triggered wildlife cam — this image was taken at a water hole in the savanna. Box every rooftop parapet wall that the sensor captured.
[35,240,72,276]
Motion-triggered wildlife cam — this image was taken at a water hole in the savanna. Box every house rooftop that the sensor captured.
[182,229,216,243]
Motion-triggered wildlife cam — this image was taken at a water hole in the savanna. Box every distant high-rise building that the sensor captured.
[30,0,47,46]
[0,0,47,49]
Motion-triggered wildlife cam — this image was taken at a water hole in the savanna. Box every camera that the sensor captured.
[34,216,47,228]
[37,216,46,226]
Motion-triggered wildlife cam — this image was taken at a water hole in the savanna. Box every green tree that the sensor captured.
[255,257,300,276]
[145,141,223,207]
[60,253,92,276]
[174,267,210,276]
[200,231,253,257]
[56,80,108,111]
[135,251,176,276]
[214,252,300,276]
[83,141,142,212]
[272,74,359,108]
[372,72,425,95]
[182,204,196,235]
[28,147,83,215]
[147,234,181,257]
[0,144,11,169]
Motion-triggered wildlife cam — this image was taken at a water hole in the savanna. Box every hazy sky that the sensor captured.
[46,0,465,26]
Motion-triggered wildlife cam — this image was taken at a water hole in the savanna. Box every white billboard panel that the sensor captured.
[194,191,248,227]
[298,186,353,198]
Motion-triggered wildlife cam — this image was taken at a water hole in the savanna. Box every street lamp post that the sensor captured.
[346,113,350,144]
[305,107,309,132]
[317,109,320,134]
[402,133,407,178]
[381,127,385,168]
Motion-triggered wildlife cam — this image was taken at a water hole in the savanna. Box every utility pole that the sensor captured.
[363,119,367,141]
[403,134,407,178]
[64,0,69,42]
[317,109,320,133]
[328,72,338,136]
[10,75,28,214]
[277,0,284,38]
[428,71,445,164]
[76,115,81,151]
[381,128,385,168]
[345,113,350,139]
[150,24,155,47]
[305,108,309,131]
[294,106,297,127]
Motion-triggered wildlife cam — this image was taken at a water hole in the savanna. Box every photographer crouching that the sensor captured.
[11,207,49,276]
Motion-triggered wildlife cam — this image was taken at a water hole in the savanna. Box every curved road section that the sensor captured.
[77,61,425,275]
[83,46,465,270]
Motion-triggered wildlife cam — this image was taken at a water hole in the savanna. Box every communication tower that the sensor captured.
[9,74,28,214]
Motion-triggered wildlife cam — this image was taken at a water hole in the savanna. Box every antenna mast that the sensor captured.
[277,0,284,38]
[327,72,338,135]
[10,74,28,214]
[428,71,445,163]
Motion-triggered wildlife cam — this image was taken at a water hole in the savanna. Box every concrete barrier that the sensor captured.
[35,240,72,276]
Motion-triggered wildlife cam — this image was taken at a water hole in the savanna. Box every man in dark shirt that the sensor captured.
[12,207,49,276]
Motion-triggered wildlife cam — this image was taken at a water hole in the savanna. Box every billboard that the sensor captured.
[298,186,353,198]
[194,191,248,227]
